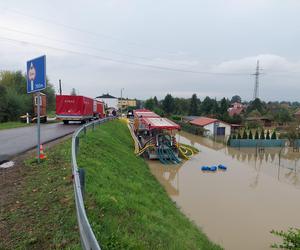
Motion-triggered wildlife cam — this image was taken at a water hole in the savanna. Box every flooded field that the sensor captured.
[147,131,300,250]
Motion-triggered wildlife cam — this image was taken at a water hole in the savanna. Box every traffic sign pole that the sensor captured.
[37,92,41,163]
[26,55,46,164]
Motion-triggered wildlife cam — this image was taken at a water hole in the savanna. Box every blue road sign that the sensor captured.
[26,55,46,93]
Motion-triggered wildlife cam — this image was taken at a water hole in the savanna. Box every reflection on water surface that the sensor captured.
[147,131,300,250]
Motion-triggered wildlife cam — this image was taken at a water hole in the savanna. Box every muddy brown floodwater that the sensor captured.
[147,131,300,250]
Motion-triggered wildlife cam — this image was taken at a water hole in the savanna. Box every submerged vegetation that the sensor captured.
[271,228,300,250]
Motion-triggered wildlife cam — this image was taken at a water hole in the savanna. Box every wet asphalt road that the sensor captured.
[0,122,80,162]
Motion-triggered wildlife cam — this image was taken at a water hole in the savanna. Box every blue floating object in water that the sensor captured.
[210,166,217,172]
[218,164,227,170]
[201,166,210,171]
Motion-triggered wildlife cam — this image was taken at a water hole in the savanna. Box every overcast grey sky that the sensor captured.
[0,0,299,101]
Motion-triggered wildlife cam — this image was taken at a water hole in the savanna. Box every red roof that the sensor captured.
[141,117,180,130]
[190,117,218,126]
[134,109,159,118]
[228,107,244,116]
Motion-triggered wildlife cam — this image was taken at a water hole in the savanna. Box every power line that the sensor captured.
[3,7,184,56]
[0,26,196,68]
[0,35,250,76]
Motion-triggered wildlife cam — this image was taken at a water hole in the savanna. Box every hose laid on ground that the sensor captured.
[165,147,181,164]
[157,146,167,164]
[136,144,155,156]
[178,145,194,160]
[127,124,141,154]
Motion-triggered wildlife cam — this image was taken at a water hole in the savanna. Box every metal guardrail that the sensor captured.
[71,117,115,250]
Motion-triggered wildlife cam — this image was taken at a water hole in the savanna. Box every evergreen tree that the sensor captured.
[254,130,259,139]
[200,96,213,114]
[242,130,248,139]
[219,97,229,114]
[162,94,175,114]
[260,130,265,139]
[266,130,271,140]
[248,130,253,139]
[247,98,265,114]
[189,93,198,116]
[211,98,219,114]
[153,96,159,107]
[145,98,154,110]
[230,95,242,103]
[237,132,242,139]
[271,131,277,139]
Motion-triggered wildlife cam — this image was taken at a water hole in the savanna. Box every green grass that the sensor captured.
[47,110,56,118]
[0,141,80,250]
[0,121,32,130]
[1,120,221,250]
[77,120,222,250]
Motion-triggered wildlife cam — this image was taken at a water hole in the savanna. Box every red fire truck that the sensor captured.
[56,95,96,124]
[93,100,105,119]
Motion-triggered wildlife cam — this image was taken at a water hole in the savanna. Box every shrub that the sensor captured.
[247,121,260,129]
[254,130,259,139]
[248,130,253,139]
[237,132,242,139]
[271,228,300,249]
[171,115,181,121]
[232,134,237,140]
[260,130,265,139]
[266,130,271,140]
[242,130,248,139]
[175,121,205,136]
[271,131,277,140]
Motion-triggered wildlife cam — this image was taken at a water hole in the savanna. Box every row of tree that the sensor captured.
[144,93,298,125]
[0,71,56,122]
[232,130,277,140]
[144,94,242,124]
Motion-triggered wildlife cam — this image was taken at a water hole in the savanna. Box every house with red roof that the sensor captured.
[227,102,246,117]
[189,117,231,136]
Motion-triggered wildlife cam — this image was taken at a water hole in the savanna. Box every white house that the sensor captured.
[96,93,118,110]
[190,117,231,136]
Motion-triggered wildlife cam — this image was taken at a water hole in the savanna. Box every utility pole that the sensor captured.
[253,60,262,100]
[120,88,124,116]
[59,79,62,95]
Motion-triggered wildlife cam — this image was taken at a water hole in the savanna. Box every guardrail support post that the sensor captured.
[78,168,85,199]
[75,137,80,156]
[83,126,86,136]
[93,122,95,131]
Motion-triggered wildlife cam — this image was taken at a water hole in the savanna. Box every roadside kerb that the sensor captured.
[71,117,115,250]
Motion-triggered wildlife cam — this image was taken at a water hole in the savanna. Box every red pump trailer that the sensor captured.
[56,95,94,124]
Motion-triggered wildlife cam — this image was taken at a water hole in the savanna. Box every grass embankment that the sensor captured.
[1,120,220,249]
[0,141,80,249]
[77,120,221,249]
[0,121,32,130]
